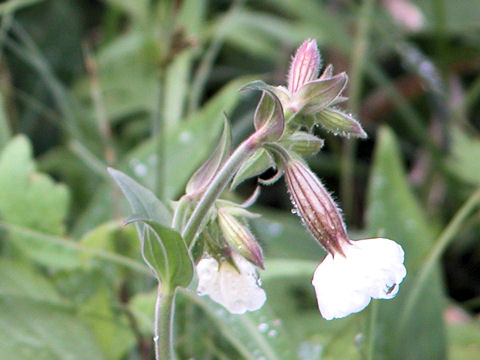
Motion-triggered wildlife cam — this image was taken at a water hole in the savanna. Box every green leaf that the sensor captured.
[366,126,446,360]
[448,320,480,360]
[127,77,251,200]
[0,260,105,360]
[0,0,42,15]
[78,289,135,360]
[315,108,367,138]
[446,127,480,186]
[108,168,171,226]
[125,217,193,288]
[0,136,76,269]
[184,289,298,360]
[0,95,11,150]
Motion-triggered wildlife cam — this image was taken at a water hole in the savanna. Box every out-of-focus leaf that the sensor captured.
[0,136,77,269]
[78,289,135,360]
[129,290,157,335]
[79,220,138,266]
[0,0,42,15]
[448,320,480,360]
[125,217,193,288]
[366,126,446,360]
[446,127,480,186]
[0,96,11,150]
[108,168,171,226]
[187,289,299,360]
[127,77,252,199]
[0,260,105,360]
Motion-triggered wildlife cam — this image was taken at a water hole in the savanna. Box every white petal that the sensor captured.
[196,258,223,305]
[312,238,406,320]
[196,254,266,314]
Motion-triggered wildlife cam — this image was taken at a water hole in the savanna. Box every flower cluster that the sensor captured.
[184,39,406,320]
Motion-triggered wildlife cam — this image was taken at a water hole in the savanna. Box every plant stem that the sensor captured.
[172,195,191,232]
[340,0,374,222]
[182,133,260,246]
[154,283,176,360]
[397,187,480,335]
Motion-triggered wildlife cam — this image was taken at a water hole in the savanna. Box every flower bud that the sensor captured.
[288,39,321,94]
[284,159,349,255]
[217,208,264,269]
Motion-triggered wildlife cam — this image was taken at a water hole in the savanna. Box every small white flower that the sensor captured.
[312,238,407,320]
[196,252,266,314]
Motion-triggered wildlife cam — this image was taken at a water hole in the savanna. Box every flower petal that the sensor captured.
[312,238,406,320]
[196,254,266,314]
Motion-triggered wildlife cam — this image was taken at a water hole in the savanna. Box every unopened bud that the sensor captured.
[284,160,349,255]
[288,39,321,94]
[218,208,264,269]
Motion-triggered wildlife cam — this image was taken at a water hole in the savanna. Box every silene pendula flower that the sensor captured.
[196,251,266,314]
[284,159,407,320]
[274,39,348,116]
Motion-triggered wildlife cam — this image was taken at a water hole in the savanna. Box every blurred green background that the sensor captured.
[1,0,480,359]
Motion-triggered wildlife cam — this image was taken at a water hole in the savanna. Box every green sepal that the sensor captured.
[315,108,367,138]
[280,131,324,156]
[186,118,231,196]
[124,216,194,288]
[240,80,285,142]
[230,148,275,189]
[294,72,348,115]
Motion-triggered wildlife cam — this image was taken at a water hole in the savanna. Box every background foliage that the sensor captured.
[1,0,480,359]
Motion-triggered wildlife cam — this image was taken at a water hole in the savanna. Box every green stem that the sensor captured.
[397,187,480,335]
[172,195,191,232]
[181,133,261,246]
[340,0,374,222]
[155,284,176,360]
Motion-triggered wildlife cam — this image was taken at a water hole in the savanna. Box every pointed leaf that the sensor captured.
[231,148,275,189]
[125,217,193,288]
[366,126,446,360]
[315,108,367,138]
[108,168,171,226]
[186,118,231,195]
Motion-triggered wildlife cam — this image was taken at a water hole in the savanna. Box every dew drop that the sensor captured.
[258,323,269,332]
[267,329,277,337]
[179,131,193,143]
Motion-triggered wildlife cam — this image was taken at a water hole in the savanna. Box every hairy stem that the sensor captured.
[154,283,176,360]
[182,133,261,246]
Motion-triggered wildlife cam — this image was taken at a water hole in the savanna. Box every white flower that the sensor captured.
[312,238,407,320]
[196,252,266,314]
